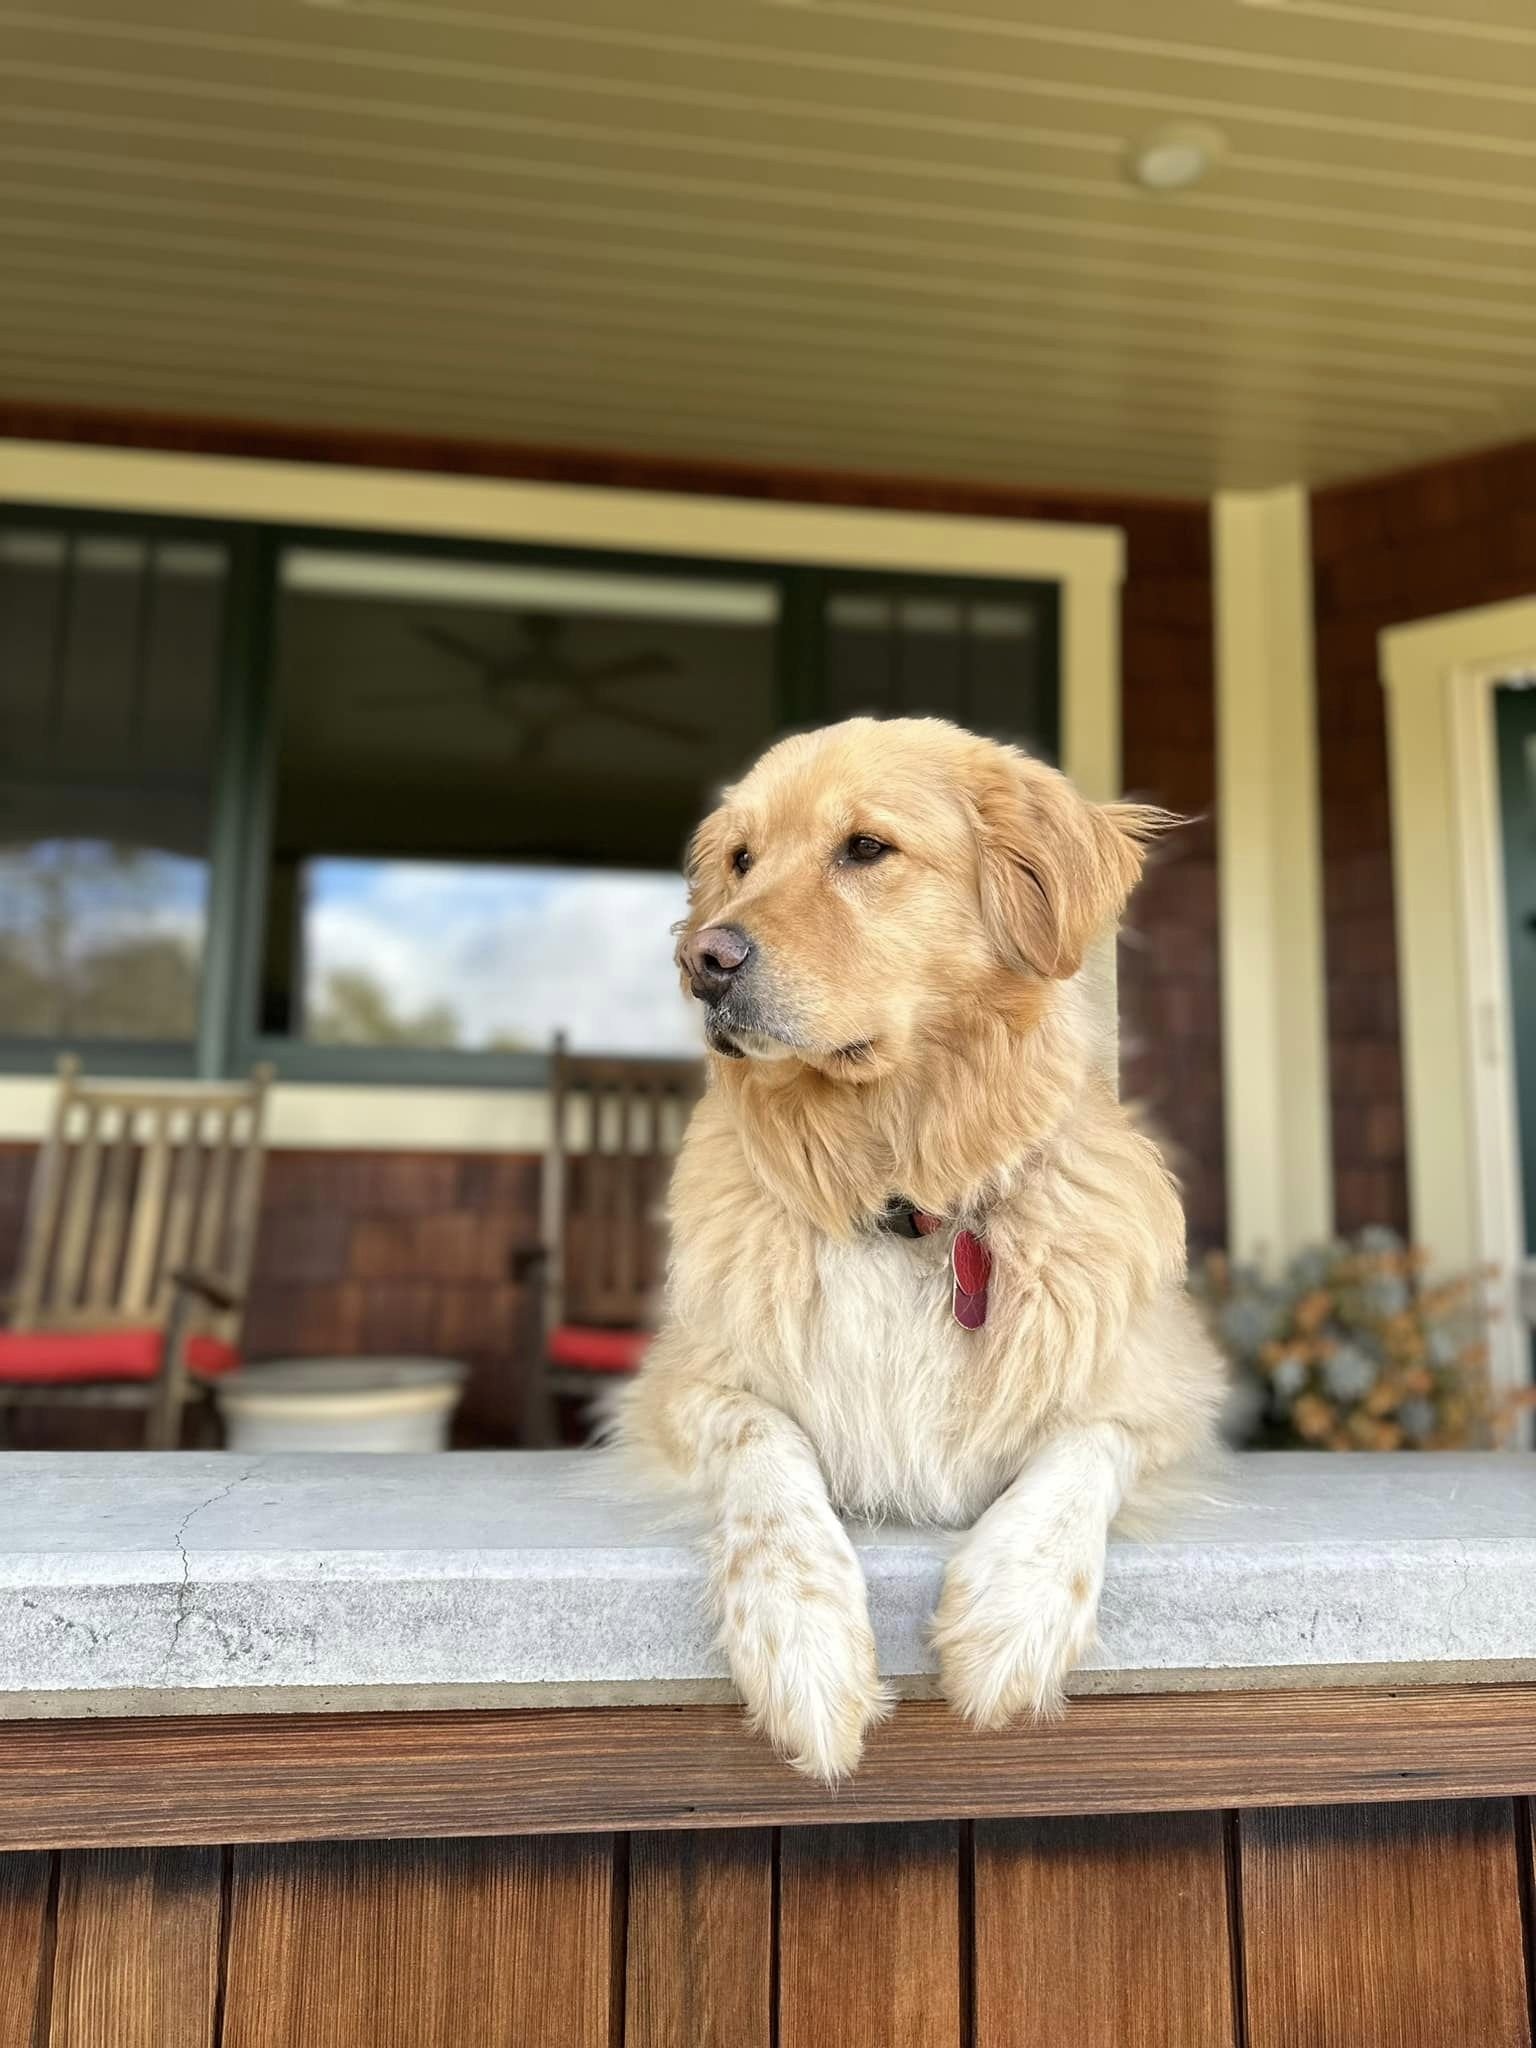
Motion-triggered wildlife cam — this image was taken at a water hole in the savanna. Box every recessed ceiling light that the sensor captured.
[1127,124,1226,193]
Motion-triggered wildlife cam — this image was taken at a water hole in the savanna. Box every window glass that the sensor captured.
[0,526,226,1041]
[823,577,1056,755]
[262,549,780,1054]
[300,859,695,1055]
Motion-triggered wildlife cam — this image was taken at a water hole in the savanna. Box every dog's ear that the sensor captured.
[970,750,1180,979]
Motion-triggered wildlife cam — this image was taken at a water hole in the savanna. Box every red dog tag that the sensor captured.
[951,1229,991,1330]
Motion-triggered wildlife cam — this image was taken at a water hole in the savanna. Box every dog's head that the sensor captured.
[678,717,1174,1075]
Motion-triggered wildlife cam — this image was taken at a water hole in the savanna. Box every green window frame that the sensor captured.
[0,504,1060,1086]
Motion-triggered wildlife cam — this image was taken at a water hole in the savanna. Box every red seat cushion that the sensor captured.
[547,1324,649,1374]
[0,1329,240,1386]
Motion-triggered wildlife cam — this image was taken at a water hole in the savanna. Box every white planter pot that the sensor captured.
[217,1358,468,1453]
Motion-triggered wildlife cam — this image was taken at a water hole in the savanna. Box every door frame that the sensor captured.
[1382,597,1536,1426]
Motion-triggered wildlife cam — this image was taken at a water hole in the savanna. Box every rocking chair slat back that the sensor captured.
[12,1058,274,1340]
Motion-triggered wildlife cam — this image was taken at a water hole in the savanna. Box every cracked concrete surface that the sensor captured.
[165,1462,263,1665]
[0,1449,1532,1720]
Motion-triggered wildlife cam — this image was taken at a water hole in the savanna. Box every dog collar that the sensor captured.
[879,1196,943,1239]
[879,1197,992,1330]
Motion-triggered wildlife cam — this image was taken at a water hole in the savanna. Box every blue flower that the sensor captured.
[1361,1277,1410,1318]
[1357,1225,1405,1255]
[1398,1398,1437,1441]
[1286,1247,1332,1292]
[1221,1297,1282,1354]
[1323,1344,1377,1402]
[1271,1357,1309,1399]
[1427,1326,1460,1367]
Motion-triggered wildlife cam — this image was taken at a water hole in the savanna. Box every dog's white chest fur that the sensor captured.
[763,1232,1016,1527]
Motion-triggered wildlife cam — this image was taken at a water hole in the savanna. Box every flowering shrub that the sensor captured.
[1193,1227,1493,1450]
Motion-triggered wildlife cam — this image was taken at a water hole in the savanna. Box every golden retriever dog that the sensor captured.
[613,715,1225,1779]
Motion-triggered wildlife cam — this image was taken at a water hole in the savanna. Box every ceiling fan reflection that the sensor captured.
[361,613,705,759]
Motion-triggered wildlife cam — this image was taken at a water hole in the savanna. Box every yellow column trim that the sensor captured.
[1214,486,1333,1266]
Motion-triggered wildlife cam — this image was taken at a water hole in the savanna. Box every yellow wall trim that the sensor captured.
[0,438,1127,1138]
[0,1077,553,1154]
[0,437,1124,798]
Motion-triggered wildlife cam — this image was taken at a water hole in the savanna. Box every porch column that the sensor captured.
[1213,485,1333,1266]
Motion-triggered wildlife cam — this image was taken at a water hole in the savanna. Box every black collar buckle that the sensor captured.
[879,1196,926,1239]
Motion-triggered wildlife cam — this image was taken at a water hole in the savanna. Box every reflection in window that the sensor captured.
[261,549,778,1055]
[823,583,1054,753]
[0,841,206,1040]
[0,528,225,1041]
[296,860,697,1055]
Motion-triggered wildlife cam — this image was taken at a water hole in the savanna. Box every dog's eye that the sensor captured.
[731,847,752,875]
[844,834,891,865]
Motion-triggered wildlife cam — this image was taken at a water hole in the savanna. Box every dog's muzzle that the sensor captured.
[679,922,753,1005]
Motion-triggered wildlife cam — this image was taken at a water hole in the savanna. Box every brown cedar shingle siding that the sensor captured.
[1116,504,1223,1252]
[240,1151,542,1442]
[1311,438,1536,1236]
[0,1144,541,1447]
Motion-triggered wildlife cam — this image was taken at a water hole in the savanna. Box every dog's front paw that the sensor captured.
[932,1520,1104,1729]
[715,1519,890,1780]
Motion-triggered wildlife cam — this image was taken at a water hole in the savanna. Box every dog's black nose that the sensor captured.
[681,923,752,1001]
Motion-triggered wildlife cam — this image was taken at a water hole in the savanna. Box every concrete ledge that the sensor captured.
[1,1451,1532,1719]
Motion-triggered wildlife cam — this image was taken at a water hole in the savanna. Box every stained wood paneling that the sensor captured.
[48,1848,222,2048]
[1241,1800,1532,2048]
[974,1811,1236,2048]
[778,1822,961,2048]
[5,1688,1536,1849]
[220,1833,617,2048]
[0,1852,53,2048]
[627,1829,771,2048]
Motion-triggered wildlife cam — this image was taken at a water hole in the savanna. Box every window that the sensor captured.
[1,505,1059,1081]
[821,579,1056,753]
[0,522,230,1051]
[258,548,783,1058]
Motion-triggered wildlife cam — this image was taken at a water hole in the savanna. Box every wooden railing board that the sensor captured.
[2,1689,1535,1853]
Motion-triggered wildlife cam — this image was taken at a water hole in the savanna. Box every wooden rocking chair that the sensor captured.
[0,1057,273,1449]
[518,1038,702,1445]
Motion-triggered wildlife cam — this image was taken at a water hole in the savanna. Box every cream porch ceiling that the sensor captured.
[1,0,1534,498]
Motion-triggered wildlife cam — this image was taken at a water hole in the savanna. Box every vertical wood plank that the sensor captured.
[86,1113,137,1312]
[973,1811,1236,2048]
[221,1084,272,1331]
[13,1062,79,1324]
[1242,1800,1532,2048]
[596,1082,618,1313]
[222,1834,616,2048]
[193,1107,236,1275]
[644,1083,667,1297]
[121,1109,170,1316]
[542,1042,569,1336]
[49,1847,222,2048]
[614,1075,637,1314]
[154,1116,204,1315]
[0,1852,53,2048]
[779,1822,961,2048]
[627,1829,772,2048]
[51,1105,102,1311]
